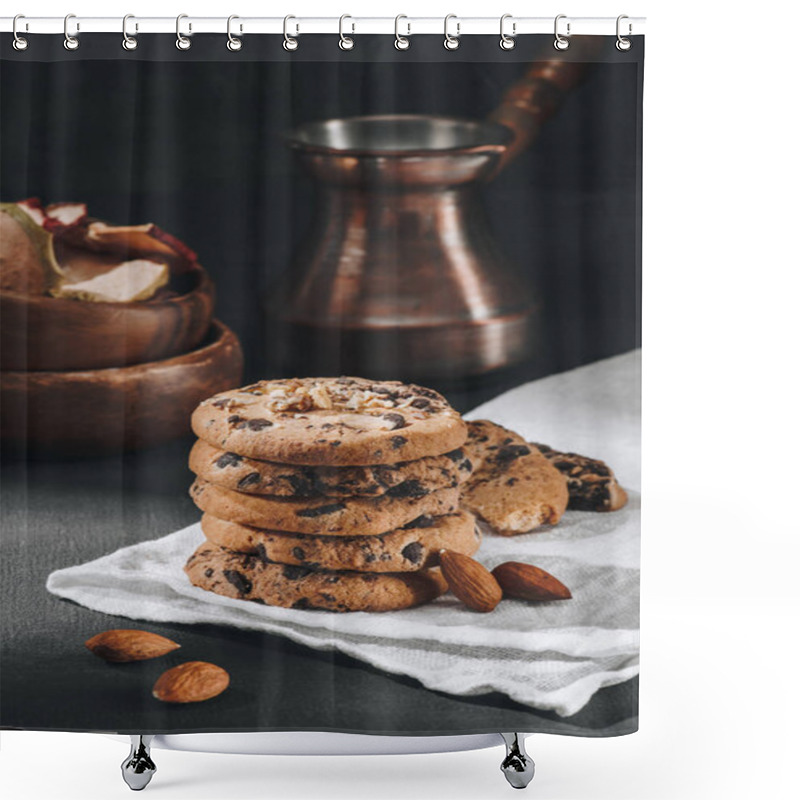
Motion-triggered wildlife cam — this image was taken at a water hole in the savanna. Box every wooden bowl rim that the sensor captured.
[1,319,238,381]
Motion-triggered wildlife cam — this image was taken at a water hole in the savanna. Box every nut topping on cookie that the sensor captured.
[192,377,467,465]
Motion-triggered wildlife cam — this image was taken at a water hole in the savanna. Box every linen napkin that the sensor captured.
[47,351,641,717]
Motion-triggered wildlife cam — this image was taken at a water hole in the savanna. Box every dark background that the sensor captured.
[1,34,642,396]
[0,35,641,736]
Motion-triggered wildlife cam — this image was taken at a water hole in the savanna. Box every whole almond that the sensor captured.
[491,562,572,601]
[152,661,230,704]
[440,550,502,613]
[85,629,180,663]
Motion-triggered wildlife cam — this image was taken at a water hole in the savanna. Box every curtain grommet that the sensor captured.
[283,15,299,51]
[499,14,516,50]
[394,15,410,50]
[616,15,632,51]
[12,15,29,51]
[63,13,79,51]
[339,14,355,51]
[554,14,570,51]
[444,14,460,51]
[227,15,242,51]
[122,14,138,51]
[176,13,191,50]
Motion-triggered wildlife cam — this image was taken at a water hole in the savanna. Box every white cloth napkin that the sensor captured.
[47,351,641,717]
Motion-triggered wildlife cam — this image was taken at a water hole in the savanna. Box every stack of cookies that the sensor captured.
[184,377,479,612]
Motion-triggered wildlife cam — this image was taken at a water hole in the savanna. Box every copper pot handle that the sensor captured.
[487,37,602,177]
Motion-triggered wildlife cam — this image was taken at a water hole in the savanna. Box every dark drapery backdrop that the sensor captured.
[1,34,641,403]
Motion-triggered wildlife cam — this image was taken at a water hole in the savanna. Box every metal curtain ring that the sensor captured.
[554,14,570,51]
[444,14,460,50]
[339,14,354,50]
[63,14,79,51]
[12,14,28,51]
[499,14,516,50]
[176,14,191,50]
[283,15,299,51]
[227,15,242,51]
[616,14,632,51]
[122,14,137,51]
[394,15,410,50]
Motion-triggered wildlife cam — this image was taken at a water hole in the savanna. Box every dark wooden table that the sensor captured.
[1,428,636,737]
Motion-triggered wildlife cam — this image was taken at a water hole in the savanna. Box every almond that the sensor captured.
[85,629,180,663]
[440,550,502,613]
[152,661,230,704]
[491,562,572,601]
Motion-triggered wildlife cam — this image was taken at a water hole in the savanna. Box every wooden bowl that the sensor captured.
[0,320,242,457]
[0,259,215,371]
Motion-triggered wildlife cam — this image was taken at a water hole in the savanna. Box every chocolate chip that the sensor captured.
[255,544,273,564]
[215,451,242,469]
[284,472,317,496]
[386,480,429,499]
[410,398,431,409]
[364,553,377,563]
[495,444,531,462]
[296,502,346,518]
[211,398,230,409]
[292,547,306,561]
[372,466,397,489]
[330,440,342,447]
[460,459,473,472]
[403,514,435,529]
[321,593,336,603]
[227,414,243,424]
[247,418,273,431]
[444,448,463,461]
[383,413,406,430]
[292,598,311,609]
[401,542,424,564]
[204,567,214,577]
[223,570,252,595]
[238,472,261,490]
[391,436,408,449]
[282,565,312,580]
[506,477,518,486]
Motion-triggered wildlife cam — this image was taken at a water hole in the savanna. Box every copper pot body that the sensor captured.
[270,115,538,381]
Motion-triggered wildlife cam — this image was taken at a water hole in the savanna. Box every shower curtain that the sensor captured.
[0,27,643,738]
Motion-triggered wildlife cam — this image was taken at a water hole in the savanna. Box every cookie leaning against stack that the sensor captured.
[185,377,478,612]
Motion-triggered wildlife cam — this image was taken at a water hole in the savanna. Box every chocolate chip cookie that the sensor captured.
[201,510,480,573]
[191,377,467,466]
[462,420,568,535]
[531,443,628,511]
[189,439,472,498]
[190,479,460,536]
[185,543,448,612]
